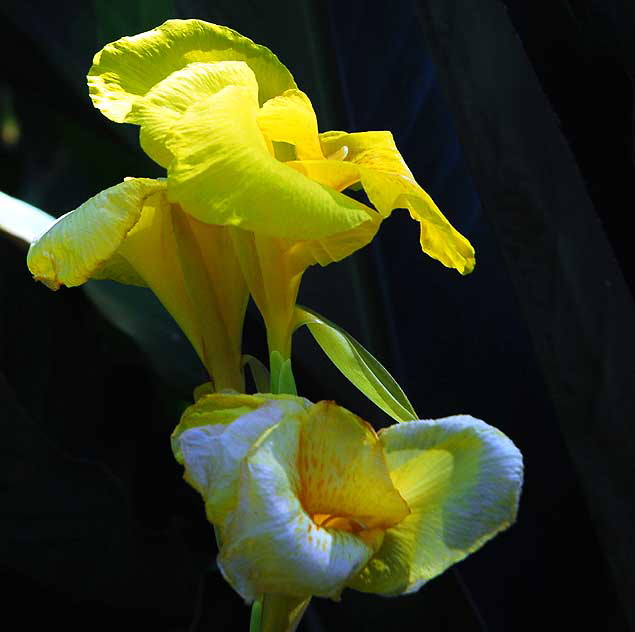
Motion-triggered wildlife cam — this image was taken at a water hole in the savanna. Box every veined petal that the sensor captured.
[305,130,476,274]
[219,417,376,601]
[172,393,310,524]
[257,89,324,160]
[298,401,409,531]
[88,19,296,123]
[348,416,523,595]
[26,178,165,289]
[135,60,259,167]
[166,85,373,239]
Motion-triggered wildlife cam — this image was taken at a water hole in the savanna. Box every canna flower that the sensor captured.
[86,19,475,363]
[172,393,522,603]
[27,179,248,391]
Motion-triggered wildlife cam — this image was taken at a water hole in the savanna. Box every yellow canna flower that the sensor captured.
[86,19,475,364]
[26,179,247,391]
[172,393,523,603]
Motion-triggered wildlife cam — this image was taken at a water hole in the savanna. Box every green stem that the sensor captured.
[249,597,263,632]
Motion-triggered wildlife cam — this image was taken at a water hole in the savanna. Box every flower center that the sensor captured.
[311,512,368,534]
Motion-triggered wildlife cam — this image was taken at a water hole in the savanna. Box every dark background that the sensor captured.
[1,1,633,630]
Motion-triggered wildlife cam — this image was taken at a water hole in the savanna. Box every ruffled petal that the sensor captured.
[257,89,324,160]
[218,417,375,601]
[172,393,310,524]
[289,130,476,274]
[348,416,523,595]
[88,18,296,123]
[166,85,373,239]
[135,60,259,167]
[26,178,165,289]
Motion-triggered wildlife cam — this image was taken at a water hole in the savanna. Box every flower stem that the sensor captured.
[249,597,263,632]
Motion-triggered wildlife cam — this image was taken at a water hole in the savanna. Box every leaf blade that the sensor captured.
[293,306,417,422]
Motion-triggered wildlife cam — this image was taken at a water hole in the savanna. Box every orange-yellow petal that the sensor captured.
[298,401,409,531]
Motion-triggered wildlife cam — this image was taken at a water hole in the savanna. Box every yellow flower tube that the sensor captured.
[27,179,248,391]
[86,19,475,375]
[172,394,522,609]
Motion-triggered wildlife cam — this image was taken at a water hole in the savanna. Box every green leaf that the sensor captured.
[242,354,270,393]
[0,192,205,391]
[269,350,297,395]
[84,280,206,390]
[293,306,417,422]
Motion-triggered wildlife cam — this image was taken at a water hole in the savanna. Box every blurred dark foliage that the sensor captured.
[1,1,633,631]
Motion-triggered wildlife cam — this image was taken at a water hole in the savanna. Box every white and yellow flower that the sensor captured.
[172,393,523,602]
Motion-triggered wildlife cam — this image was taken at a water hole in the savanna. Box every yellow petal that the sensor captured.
[26,178,165,289]
[298,401,409,531]
[295,130,476,274]
[116,194,247,390]
[348,416,523,595]
[286,159,361,193]
[166,85,372,239]
[229,229,303,360]
[135,60,259,167]
[218,416,376,601]
[88,19,296,123]
[172,393,310,524]
[257,89,324,160]
[27,177,248,389]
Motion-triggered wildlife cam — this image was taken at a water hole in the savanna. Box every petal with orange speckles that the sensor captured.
[218,416,377,601]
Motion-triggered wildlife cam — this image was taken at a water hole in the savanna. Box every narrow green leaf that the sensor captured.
[84,281,205,389]
[0,190,55,244]
[0,195,205,390]
[293,306,417,422]
[269,350,297,396]
[242,354,271,393]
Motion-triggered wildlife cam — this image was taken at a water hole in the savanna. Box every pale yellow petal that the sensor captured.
[172,393,310,524]
[348,416,523,595]
[26,178,165,290]
[88,19,296,123]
